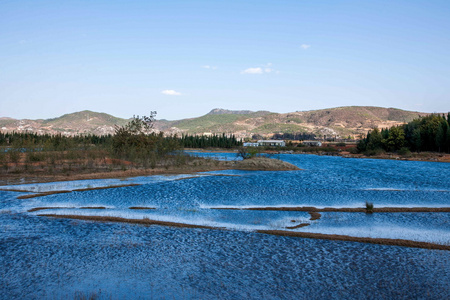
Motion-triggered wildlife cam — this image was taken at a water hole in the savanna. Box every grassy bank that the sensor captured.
[0,153,300,186]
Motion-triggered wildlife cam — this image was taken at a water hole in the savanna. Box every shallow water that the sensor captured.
[1,153,449,299]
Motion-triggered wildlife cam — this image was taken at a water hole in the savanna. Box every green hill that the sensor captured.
[0,106,434,138]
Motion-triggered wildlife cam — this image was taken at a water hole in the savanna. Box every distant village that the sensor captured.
[244,140,322,147]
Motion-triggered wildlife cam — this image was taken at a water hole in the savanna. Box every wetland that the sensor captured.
[1,153,449,299]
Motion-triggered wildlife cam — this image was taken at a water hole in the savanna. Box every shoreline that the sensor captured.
[211,206,450,213]
[37,214,450,251]
[0,156,300,186]
[336,152,450,163]
[1,150,448,187]
[188,148,450,163]
[0,167,230,186]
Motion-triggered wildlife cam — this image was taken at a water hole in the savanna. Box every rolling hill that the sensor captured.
[0,111,128,136]
[0,106,431,139]
[156,106,429,139]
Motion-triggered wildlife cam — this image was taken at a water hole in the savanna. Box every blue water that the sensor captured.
[1,153,449,299]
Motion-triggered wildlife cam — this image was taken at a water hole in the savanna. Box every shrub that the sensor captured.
[348,147,358,154]
[365,201,374,214]
[397,147,411,156]
[8,150,21,164]
[237,147,259,159]
[364,148,384,156]
[27,152,45,162]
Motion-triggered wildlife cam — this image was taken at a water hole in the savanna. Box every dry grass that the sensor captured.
[232,157,301,171]
[1,156,299,187]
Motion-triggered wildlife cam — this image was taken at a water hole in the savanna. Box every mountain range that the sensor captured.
[0,106,431,139]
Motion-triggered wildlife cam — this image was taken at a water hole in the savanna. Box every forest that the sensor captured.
[180,133,241,148]
[0,115,242,175]
[357,114,450,154]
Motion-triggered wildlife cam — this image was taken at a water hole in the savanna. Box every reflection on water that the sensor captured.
[1,154,449,298]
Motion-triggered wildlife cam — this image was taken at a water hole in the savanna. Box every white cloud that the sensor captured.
[300,44,311,50]
[242,63,278,75]
[241,67,264,74]
[161,90,182,96]
[202,65,217,70]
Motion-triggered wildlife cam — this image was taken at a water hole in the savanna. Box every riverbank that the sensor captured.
[188,148,450,163]
[0,156,299,186]
[337,151,450,163]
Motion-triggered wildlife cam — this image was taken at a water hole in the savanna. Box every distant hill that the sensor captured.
[206,108,271,116]
[157,109,273,135]
[0,110,128,136]
[1,106,432,138]
[156,106,429,138]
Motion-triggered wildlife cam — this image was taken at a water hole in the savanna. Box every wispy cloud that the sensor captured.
[241,67,264,74]
[202,65,217,70]
[300,44,311,50]
[161,90,182,96]
[241,63,278,75]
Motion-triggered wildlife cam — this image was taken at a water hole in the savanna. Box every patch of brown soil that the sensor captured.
[72,184,140,192]
[16,184,141,199]
[79,207,106,209]
[38,214,218,230]
[129,207,156,210]
[28,207,75,212]
[0,188,35,193]
[257,230,450,251]
[285,211,322,229]
[309,211,322,220]
[104,158,133,165]
[17,190,72,199]
[285,223,310,229]
[28,206,107,212]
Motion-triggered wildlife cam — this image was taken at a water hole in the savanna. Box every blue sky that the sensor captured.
[1,0,449,120]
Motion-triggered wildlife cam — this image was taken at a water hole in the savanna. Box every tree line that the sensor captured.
[357,114,450,154]
[0,113,247,175]
[0,114,185,173]
[180,134,241,148]
[0,132,112,151]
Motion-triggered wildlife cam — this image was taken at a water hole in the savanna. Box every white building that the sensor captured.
[257,140,286,147]
[302,140,322,147]
[243,142,259,147]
